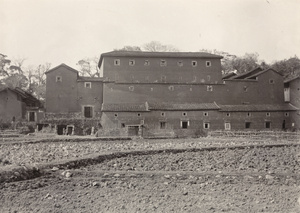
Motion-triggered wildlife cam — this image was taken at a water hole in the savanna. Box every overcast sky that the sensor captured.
[1,0,300,69]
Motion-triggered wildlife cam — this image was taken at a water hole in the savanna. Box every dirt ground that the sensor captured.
[1,141,300,213]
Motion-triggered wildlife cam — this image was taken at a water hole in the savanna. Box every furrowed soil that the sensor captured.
[0,137,300,212]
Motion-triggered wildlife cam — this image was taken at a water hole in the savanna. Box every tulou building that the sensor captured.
[43,51,299,137]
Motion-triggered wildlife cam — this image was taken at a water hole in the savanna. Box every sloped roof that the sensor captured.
[222,72,237,80]
[0,87,41,107]
[102,103,149,112]
[219,104,298,112]
[98,51,223,68]
[45,63,79,75]
[148,102,220,111]
[284,75,300,83]
[77,76,103,82]
[231,67,263,79]
[101,51,223,58]
[245,68,283,79]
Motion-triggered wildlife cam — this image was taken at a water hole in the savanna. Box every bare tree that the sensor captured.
[114,46,142,51]
[77,57,100,77]
[143,41,179,52]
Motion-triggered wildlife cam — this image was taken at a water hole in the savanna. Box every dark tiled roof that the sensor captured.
[102,103,149,112]
[219,104,298,112]
[246,68,283,79]
[148,102,220,111]
[101,51,223,59]
[284,75,300,83]
[45,63,79,75]
[222,72,237,80]
[77,76,103,82]
[231,67,263,79]
[98,51,223,68]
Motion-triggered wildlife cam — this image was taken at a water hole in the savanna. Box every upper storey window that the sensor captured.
[177,61,183,67]
[160,60,167,66]
[206,61,212,67]
[84,82,91,88]
[192,61,197,67]
[114,59,120,66]
[129,60,135,66]
[144,60,150,66]
[56,76,62,82]
[269,79,274,84]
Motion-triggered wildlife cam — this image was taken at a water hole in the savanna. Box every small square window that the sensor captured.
[182,112,187,116]
[245,122,251,129]
[56,76,62,82]
[114,59,120,66]
[247,112,251,117]
[137,113,141,117]
[144,60,150,66]
[121,123,125,128]
[207,85,213,91]
[206,61,211,67]
[284,112,289,117]
[226,113,230,117]
[160,60,167,66]
[114,113,118,117]
[203,112,208,116]
[266,112,270,117]
[168,85,174,91]
[177,61,183,67]
[161,112,165,117]
[269,79,274,84]
[160,122,166,129]
[243,86,248,92]
[129,60,135,66]
[84,82,91,88]
[203,122,210,129]
[192,61,197,67]
[129,86,134,91]
[265,121,271,128]
[181,121,188,129]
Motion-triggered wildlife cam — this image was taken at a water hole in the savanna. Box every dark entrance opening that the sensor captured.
[57,125,67,135]
[282,120,286,130]
[67,126,73,135]
[29,112,35,122]
[128,126,139,136]
[245,122,251,129]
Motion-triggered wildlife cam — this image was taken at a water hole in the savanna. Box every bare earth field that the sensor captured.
[0,136,300,212]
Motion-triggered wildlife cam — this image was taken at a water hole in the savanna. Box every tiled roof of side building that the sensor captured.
[45,63,79,75]
[219,104,298,112]
[148,102,220,111]
[284,75,300,83]
[230,67,263,80]
[245,68,283,79]
[77,76,103,82]
[102,103,149,112]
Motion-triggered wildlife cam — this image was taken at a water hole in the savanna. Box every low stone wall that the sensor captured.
[41,114,101,135]
[96,128,128,137]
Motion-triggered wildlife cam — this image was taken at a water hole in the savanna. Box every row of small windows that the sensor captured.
[114,59,212,67]
[113,112,289,118]
[177,121,273,130]
[128,85,214,92]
